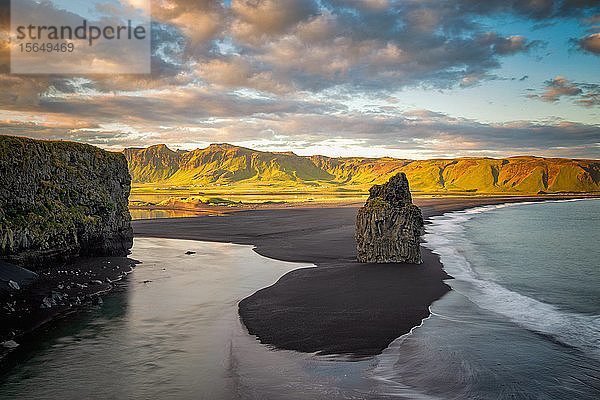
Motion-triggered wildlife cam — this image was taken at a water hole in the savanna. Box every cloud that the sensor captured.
[0,1,197,95]
[223,4,544,93]
[0,0,590,96]
[194,55,292,94]
[479,33,541,55]
[455,0,599,20]
[5,0,154,74]
[582,13,600,25]
[574,33,600,55]
[526,76,600,106]
[526,76,581,102]
[231,0,319,38]
[575,89,600,107]
[0,0,599,159]
[151,0,227,48]
[2,107,599,158]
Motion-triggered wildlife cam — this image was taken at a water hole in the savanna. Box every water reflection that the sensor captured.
[0,239,433,400]
[0,239,319,399]
[129,209,222,220]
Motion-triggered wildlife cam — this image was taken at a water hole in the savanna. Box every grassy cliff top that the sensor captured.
[0,135,124,161]
[0,134,130,215]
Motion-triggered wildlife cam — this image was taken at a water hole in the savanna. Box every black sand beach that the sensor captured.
[132,195,592,356]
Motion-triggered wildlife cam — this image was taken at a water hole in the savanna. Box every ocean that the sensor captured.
[371,198,600,398]
[0,199,598,399]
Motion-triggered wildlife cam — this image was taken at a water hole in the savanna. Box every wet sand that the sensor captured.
[132,195,592,356]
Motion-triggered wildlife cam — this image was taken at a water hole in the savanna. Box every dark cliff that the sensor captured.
[0,135,133,268]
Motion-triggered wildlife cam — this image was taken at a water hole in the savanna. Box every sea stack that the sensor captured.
[355,172,423,264]
[0,135,133,268]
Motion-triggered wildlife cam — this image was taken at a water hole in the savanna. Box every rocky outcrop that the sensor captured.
[355,172,423,263]
[0,135,133,268]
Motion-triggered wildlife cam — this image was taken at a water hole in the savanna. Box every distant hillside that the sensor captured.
[124,144,600,194]
[124,143,333,185]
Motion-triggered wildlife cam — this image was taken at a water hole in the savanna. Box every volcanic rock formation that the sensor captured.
[355,172,423,263]
[0,135,133,268]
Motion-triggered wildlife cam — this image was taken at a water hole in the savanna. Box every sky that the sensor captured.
[0,0,599,159]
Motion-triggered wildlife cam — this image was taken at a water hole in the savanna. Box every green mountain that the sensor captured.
[125,143,333,185]
[124,144,600,194]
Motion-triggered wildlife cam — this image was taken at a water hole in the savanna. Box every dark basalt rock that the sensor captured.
[355,172,423,263]
[0,135,133,269]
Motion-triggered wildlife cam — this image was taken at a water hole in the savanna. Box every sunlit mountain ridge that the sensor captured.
[124,144,600,194]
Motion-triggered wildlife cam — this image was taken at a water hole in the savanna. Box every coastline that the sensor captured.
[0,257,136,366]
[421,197,600,356]
[133,194,597,356]
[367,197,600,398]
[2,194,596,367]
[128,193,600,218]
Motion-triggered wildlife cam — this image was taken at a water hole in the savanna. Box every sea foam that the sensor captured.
[422,200,600,359]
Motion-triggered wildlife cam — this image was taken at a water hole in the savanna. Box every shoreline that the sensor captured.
[0,256,136,367]
[133,194,597,356]
[128,193,600,218]
[1,194,596,367]
[421,197,600,354]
